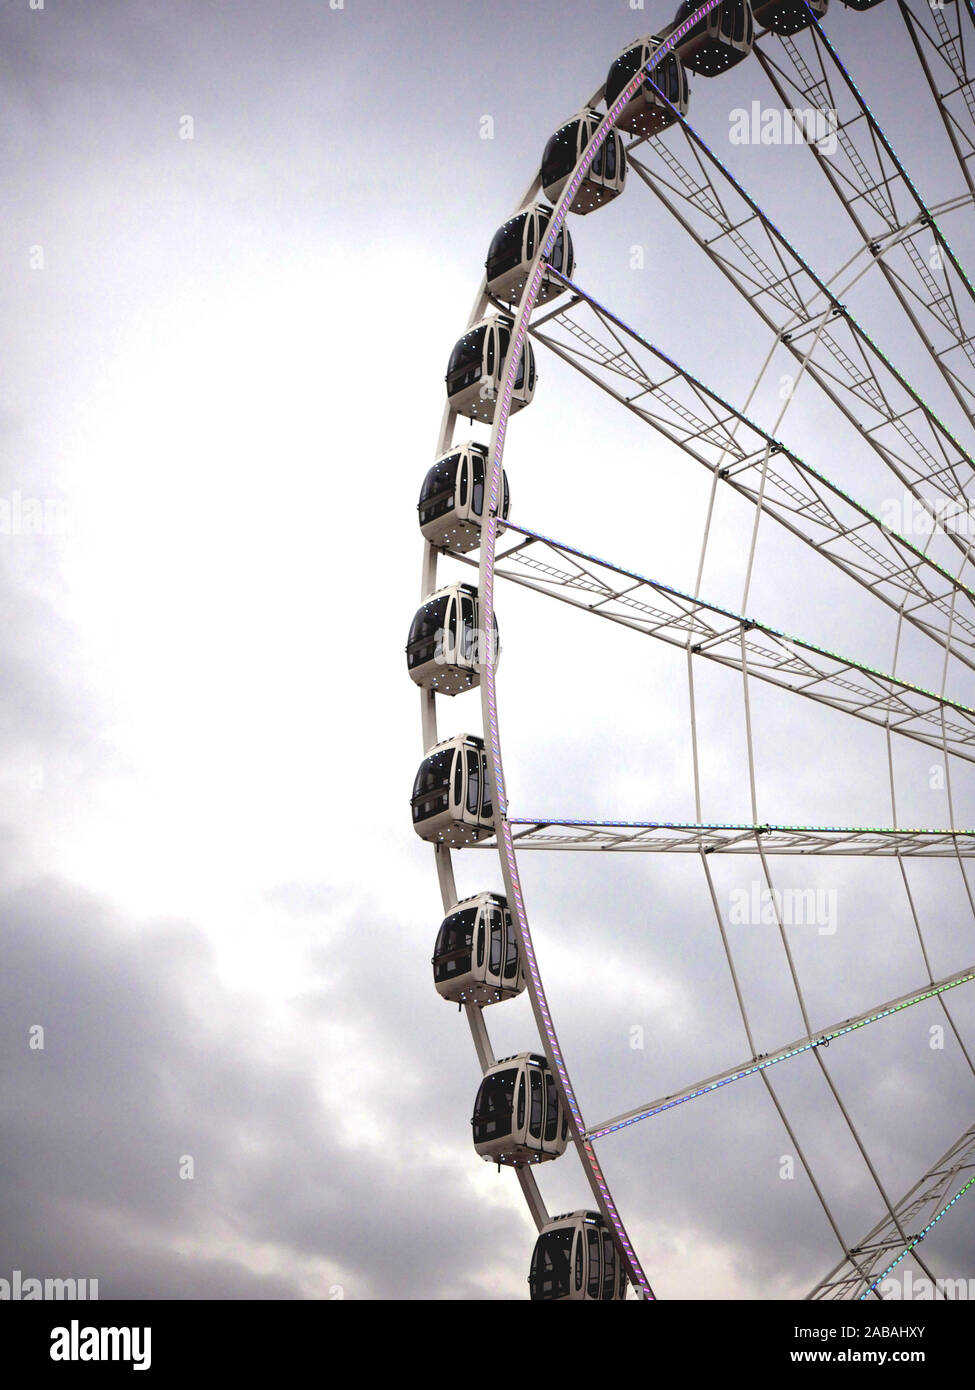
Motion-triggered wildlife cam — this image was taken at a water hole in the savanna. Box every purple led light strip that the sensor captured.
[475,0,725,1302]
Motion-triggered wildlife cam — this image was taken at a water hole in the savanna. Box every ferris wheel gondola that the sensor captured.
[411,734,493,846]
[606,35,691,137]
[665,0,754,74]
[528,1211,629,1301]
[472,1052,569,1167]
[445,314,536,422]
[417,442,510,554]
[415,0,975,1303]
[486,203,576,306]
[432,893,525,1005]
[540,109,627,213]
[752,0,828,34]
[406,583,498,696]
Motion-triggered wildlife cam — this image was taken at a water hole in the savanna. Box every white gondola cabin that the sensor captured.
[753,0,827,33]
[445,314,536,422]
[605,35,690,138]
[667,0,754,75]
[418,443,510,555]
[540,109,627,214]
[433,893,526,1005]
[406,583,498,695]
[486,202,576,306]
[528,1211,629,1301]
[472,1052,569,1166]
[411,734,494,846]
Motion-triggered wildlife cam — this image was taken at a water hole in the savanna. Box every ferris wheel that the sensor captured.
[410,0,975,1300]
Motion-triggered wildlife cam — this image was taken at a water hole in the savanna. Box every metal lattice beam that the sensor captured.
[475,821,975,856]
[810,1117,975,1299]
[524,273,975,670]
[452,521,975,762]
[586,963,975,1140]
[899,0,975,199]
[753,14,975,425]
[627,121,975,562]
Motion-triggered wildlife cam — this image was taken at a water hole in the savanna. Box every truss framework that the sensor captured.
[526,273,975,669]
[810,1117,975,1299]
[451,520,975,761]
[754,13,975,424]
[586,962,975,1140]
[475,820,975,856]
[626,119,975,562]
[898,0,975,199]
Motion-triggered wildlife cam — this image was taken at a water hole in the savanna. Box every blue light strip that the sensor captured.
[502,520,975,719]
[587,969,975,1140]
[508,818,975,838]
[859,1172,975,1300]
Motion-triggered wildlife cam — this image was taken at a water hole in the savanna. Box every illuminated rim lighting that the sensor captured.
[477,0,726,1302]
[588,969,975,1139]
[860,1172,975,1301]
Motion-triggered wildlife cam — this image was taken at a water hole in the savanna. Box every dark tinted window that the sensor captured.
[486,216,526,280]
[529,1229,573,1300]
[606,44,642,105]
[412,751,451,822]
[541,122,578,189]
[466,748,479,815]
[601,1232,617,1301]
[471,455,485,517]
[406,595,448,669]
[544,1074,560,1142]
[587,1228,601,1298]
[480,754,493,819]
[489,911,503,977]
[461,596,476,662]
[418,455,459,525]
[433,908,476,982]
[503,910,519,980]
[412,751,450,800]
[447,327,485,380]
[550,226,565,274]
[528,1068,543,1138]
[473,1068,517,1143]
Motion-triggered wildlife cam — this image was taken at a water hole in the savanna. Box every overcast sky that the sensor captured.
[2,0,975,1301]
